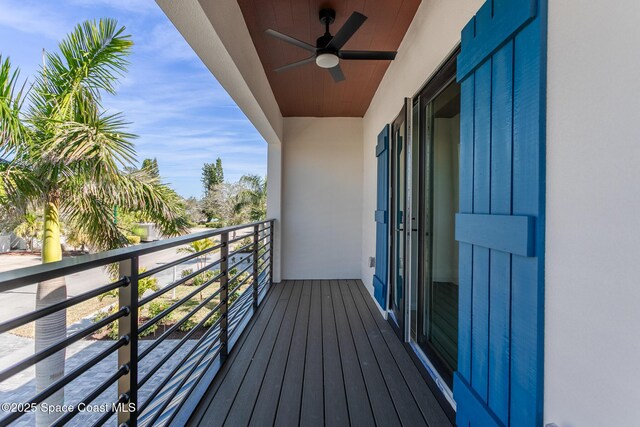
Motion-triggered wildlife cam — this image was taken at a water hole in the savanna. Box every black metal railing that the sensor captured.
[0,219,275,426]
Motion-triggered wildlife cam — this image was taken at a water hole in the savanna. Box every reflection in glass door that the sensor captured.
[410,78,461,390]
[389,107,406,329]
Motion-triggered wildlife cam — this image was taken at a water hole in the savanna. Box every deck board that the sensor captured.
[321,280,349,426]
[189,280,452,427]
[329,279,375,427]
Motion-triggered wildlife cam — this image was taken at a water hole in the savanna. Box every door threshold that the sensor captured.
[409,340,457,410]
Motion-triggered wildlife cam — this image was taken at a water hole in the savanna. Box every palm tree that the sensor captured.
[0,20,189,425]
[177,238,216,270]
[13,211,42,251]
[234,174,267,221]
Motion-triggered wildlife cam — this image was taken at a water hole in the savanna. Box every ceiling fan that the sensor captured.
[265,8,397,82]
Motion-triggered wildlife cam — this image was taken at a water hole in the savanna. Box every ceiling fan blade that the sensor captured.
[274,56,316,73]
[328,64,345,82]
[339,50,397,60]
[265,29,316,52]
[326,12,367,50]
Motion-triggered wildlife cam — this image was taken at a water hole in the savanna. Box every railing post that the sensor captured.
[252,225,259,309]
[269,220,274,287]
[118,256,138,426]
[219,232,229,364]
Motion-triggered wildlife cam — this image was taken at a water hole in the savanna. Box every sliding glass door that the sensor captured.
[409,55,460,392]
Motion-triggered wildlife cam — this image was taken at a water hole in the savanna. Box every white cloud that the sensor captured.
[138,21,197,62]
[0,0,69,39]
[67,0,159,14]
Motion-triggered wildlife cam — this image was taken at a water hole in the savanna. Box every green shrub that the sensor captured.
[146,300,173,325]
[179,317,197,332]
[237,237,253,248]
[98,268,158,302]
[181,268,193,278]
[138,271,159,297]
[93,307,119,340]
[204,311,221,328]
[126,235,141,244]
[139,323,158,337]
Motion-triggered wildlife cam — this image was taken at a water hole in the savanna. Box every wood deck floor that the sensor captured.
[188,280,452,427]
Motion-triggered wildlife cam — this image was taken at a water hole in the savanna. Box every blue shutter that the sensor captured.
[373,125,390,308]
[454,0,546,426]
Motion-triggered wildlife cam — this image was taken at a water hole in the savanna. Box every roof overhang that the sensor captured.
[157,0,421,122]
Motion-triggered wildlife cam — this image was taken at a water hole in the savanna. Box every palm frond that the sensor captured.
[62,192,128,251]
[0,159,41,207]
[30,18,133,127]
[61,167,189,243]
[42,97,137,172]
[0,56,28,156]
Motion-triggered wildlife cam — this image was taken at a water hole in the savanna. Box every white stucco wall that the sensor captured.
[360,0,483,304]
[544,1,640,425]
[281,118,363,279]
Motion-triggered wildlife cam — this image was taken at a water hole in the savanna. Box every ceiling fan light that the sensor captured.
[316,53,339,69]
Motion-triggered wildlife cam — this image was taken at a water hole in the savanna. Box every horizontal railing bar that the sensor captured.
[228,300,253,339]
[162,285,257,427]
[91,394,127,427]
[138,305,223,389]
[138,275,223,335]
[138,319,223,415]
[144,319,226,426]
[227,242,255,259]
[51,364,129,427]
[0,336,130,426]
[227,256,251,276]
[138,293,223,361]
[227,234,250,246]
[0,220,274,291]
[257,241,270,254]
[227,262,254,286]
[139,243,223,279]
[257,274,270,292]
[258,270,270,285]
[256,232,271,244]
[0,277,127,334]
[257,256,271,273]
[227,289,253,325]
[229,276,253,299]
[138,258,222,307]
[0,307,129,383]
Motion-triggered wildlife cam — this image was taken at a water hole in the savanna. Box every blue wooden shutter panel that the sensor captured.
[373,125,390,308]
[454,0,546,426]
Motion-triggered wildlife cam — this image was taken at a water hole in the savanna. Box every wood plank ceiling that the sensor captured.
[237,0,421,117]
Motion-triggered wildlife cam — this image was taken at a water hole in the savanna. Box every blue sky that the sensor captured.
[0,0,267,198]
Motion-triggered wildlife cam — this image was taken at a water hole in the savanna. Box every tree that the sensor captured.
[201,157,224,196]
[14,211,42,251]
[0,20,189,425]
[201,158,225,221]
[234,175,267,221]
[142,157,159,178]
[183,196,205,224]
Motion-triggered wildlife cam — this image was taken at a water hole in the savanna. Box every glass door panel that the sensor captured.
[410,80,461,387]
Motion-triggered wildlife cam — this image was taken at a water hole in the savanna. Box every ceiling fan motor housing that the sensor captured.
[319,8,336,26]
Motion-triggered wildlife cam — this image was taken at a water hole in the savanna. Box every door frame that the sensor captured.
[388,100,410,336]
